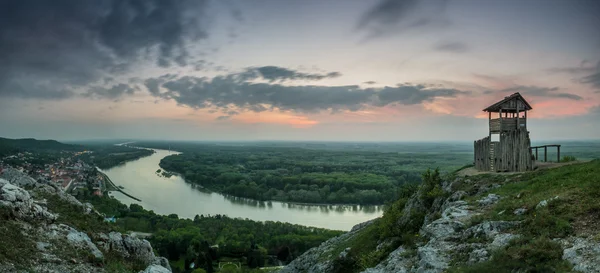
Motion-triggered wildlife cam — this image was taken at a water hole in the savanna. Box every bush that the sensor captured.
[450,236,571,272]
[420,168,445,207]
[560,155,577,162]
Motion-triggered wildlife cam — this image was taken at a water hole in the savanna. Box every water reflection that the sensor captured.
[102,148,383,231]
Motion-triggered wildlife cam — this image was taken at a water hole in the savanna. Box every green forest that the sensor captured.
[75,145,154,169]
[80,194,342,272]
[136,142,472,205]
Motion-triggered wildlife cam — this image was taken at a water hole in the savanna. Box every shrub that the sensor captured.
[450,236,572,272]
[560,155,577,162]
[420,168,445,207]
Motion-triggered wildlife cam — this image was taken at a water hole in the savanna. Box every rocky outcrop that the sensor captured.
[280,180,526,273]
[96,232,172,272]
[361,247,414,273]
[559,236,600,273]
[0,170,171,273]
[0,178,57,222]
[139,264,171,273]
[279,220,376,273]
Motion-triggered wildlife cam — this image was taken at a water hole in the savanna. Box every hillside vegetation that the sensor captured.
[280,160,600,273]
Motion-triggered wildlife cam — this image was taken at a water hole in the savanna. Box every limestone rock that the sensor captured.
[0,168,37,187]
[477,194,500,207]
[513,208,528,215]
[279,220,374,273]
[561,237,600,273]
[467,248,489,264]
[361,247,412,273]
[0,178,57,222]
[139,264,171,273]
[465,221,519,238]
[48,224,104,260]
[536,196,559,209]
[97,231,171,272]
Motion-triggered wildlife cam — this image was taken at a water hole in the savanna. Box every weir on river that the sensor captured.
[100,148,382,231]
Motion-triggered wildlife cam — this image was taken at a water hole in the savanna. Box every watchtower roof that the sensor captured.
[483,92,532,113]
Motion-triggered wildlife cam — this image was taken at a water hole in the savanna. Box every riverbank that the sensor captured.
[97,168,142,202]
[100,148,382,231]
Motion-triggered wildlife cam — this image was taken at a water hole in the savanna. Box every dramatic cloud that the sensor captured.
[546,61,600,91]
[144,71,468,114]
[0,0,208,99]
[85,83,137,100]
[499,86,583,101]
[356,0,449,39]
[579,62,600,91]
[251,66,342,82]
[434,41,469,53]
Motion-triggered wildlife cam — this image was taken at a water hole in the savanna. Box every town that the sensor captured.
[0,150,111,200]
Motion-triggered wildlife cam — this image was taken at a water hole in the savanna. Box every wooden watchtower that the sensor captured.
[474,93,533,172]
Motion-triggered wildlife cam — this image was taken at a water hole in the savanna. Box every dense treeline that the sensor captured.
[0,137,82,157]
[75,145,154,169]
[147,143,466,205]
[79,194,342,272]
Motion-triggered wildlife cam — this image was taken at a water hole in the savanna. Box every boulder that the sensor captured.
[422,218,465,239]
[465,221,519,238]
[361,247,412,273]
[513,208,528,215]
[0,178,57,222]
[98,231,171,272]
[0,168,37,187]
[536,196,559,209]
[561,237,600,273]
[139,264,171,273]
[477,194,500,207]
[467,248,489,264]
[47,224,104,260]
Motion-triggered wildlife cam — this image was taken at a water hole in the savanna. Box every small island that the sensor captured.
[155,168,174,178]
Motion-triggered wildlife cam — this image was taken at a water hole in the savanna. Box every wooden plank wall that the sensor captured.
[493,127,533,172]
[474,136,490,171]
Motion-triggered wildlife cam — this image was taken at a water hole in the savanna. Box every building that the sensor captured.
[474,93,533,172]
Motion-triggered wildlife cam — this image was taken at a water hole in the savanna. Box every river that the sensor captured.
[100,148,383,231]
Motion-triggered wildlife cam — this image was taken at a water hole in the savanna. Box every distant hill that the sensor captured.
[0,137,83,156]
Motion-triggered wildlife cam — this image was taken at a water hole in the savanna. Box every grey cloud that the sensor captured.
[85,83,136,100]
[216,116,232,121]
[500,86,582,100]
[579,62,600,91]
[0,0,209,100]
[364,81,377,85]
[144,71,467,114]
[546,61,600,91]
[252,66,342,82]
[356,0,449,39]
[434,41,469,53]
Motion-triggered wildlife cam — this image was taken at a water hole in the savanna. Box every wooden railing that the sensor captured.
[489,118,526,133]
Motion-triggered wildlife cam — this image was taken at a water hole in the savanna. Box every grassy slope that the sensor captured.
[452,160,600,272]
[326,160,600,273]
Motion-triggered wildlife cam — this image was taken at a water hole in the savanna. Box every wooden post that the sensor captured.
[516,102,520,130]
[499,108,503,132]
[535,147,538,160]
[488,111,491,139]
[557,145,561,162]
[544,146,547,162]
[524,110,527,128]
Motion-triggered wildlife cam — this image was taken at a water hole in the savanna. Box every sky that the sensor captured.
[0,0,599,141]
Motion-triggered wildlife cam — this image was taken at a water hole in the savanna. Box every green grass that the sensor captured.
[449,236,572,273]
[0,219,37,269]
[477,160,600,235]
[450,160,600,272]
[39,191,117,234]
